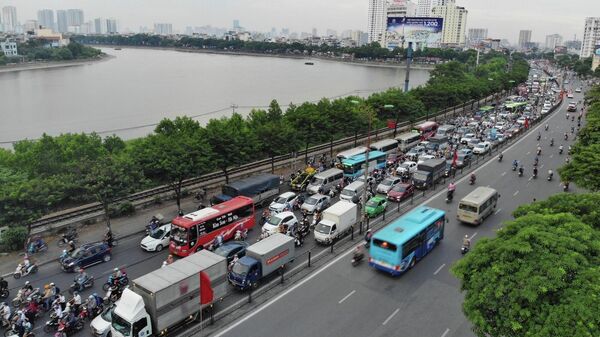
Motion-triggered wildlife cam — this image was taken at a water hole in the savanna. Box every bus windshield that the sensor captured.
[171,225,188,246]
[459,203,478,213]
[342,164,358,175]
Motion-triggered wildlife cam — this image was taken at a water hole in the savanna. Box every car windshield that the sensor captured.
[366,200,378,207]
[315,223,331,234]
[231,261,250,276]
[399,164,409,169]
[274,196,287,204]
[171,225,188,246]
[311,177,324,185]
[111,313,131,337]
[150,228,166,239]
[341,189,353,196]
[101,307,114,321]
[381,179,394,186]
[267,215,284,226]
[392,185,406,192]
[476,144,485,148]
[304,197,318,205]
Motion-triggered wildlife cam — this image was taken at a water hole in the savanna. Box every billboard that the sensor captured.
[386,17,443,49]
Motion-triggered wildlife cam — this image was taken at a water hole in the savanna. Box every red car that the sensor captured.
[387,183,415,202]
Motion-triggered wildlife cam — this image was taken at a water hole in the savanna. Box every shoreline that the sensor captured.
[0,54,112,74]
[94,44,435,70]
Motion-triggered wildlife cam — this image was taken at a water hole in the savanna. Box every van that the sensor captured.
[339,181,366,203]
[436,125,455,138]
[306,168,344,195]
[314,201,358,245]
[457,187,499,225]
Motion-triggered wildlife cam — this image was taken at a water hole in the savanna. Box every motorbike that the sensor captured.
[104,285,123,304]
[69,276,94,294]
[56,230,78,247]
[536,149,542,156]
[351,251,364,267]
[550,140,554,147]
[145,214,164,236]
[533,169,538,179]
[27,240,48,255]
[564,134,568,141]
[536,134,541,141]
[518,168,524,177]
[547,173,553,181]
[563,183,570,192]
[559,147,563,154]
[461,244,470,255]
[12,288,40,308]
[545,124,549,131]
[0,288,9,299]
[43,312,60,333]
[512,163,518,171]
[13,264,38,279]
[446,190,454,203]
[233,229,248,241]
[469,176,476,185]
[498,154,503,162]
[102,274,128,291]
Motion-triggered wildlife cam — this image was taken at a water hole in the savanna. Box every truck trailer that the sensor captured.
[412,158,446,189]
[313,201,358,245]
[110,250,227,337]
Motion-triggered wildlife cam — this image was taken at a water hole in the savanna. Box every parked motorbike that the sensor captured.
[69,276,94,294]
[13,263,38,279]
[56,229,78,247]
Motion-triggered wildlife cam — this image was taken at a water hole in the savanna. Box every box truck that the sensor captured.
[412,158,446,189]
[313,201,358,245]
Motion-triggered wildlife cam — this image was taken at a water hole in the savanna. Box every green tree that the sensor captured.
[452,212,600,337]
[285,102,327,162]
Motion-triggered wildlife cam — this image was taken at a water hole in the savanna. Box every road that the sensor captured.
[211,80,585,337]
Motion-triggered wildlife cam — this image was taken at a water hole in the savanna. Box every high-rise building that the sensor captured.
[431,1,467,46]
[312,27,318,37]
[67,9,84,27]
[544,34,563,50]
[2,6,18,32]
[387,0,417,18]
[368,0,387,43]
[468,28,488,46]
[233,19,240,29]
[581,17,600,58]
[37,9,55,30]
[94,18,107,34]
[416,0,432,17]
[107,18,118,34]
[56,10,68,33]
[518,30,532,49]
[154,23,173,35]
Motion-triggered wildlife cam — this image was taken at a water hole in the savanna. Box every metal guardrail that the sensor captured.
[28,94,499,232]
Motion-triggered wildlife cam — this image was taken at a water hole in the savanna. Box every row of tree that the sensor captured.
[0,52,528,233]
[0,41,102,65]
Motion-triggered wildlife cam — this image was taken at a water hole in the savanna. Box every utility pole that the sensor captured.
[404,42,413,93]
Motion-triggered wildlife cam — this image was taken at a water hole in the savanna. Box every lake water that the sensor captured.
[0,47,430,145]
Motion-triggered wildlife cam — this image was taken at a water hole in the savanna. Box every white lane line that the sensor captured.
[540,164,544,169]
[528,177,533,181]
[549,154,554,158]
[470,232,478,239]
[495,208,502,215]
[501,171,507,176]
[526,151,531,155]
[382,308,400,325]
[338,290,356,304]
[441,328,451,337]
[513,190,519,196]
[433,263,446,275]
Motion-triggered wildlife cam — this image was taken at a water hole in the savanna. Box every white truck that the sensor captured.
[110,250,227,337]
[313,201,358,245]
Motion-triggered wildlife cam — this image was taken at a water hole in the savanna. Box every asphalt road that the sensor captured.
[212,79,585,337]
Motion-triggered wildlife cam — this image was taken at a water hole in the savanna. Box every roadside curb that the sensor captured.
[0,229,145,279]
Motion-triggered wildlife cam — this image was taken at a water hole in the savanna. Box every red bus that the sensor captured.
[169,196,255,257]
[413,121,438,140]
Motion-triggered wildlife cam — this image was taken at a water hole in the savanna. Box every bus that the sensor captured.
[341,151,386,180]
[369,206,445,276]
[395,132,421,152]
[336,146,368,162]
[457,187,499,225]
[169,196,255,257]
[369,139,399,157]
[412,121,438,140]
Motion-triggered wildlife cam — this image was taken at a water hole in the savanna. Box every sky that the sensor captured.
[2,0,598,43]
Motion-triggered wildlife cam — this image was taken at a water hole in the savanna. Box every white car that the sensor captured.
[494,122,507,131]
[516,117,527,125]
[262,211,298,235]
[567,93,574,99]
[90,305,114,337]
[575,88,582,93]
[396,161,418,175]
[541,107,551,114]
[460,133,476,144]
[140,223,171,252]
[417,154,436,164]
[269,192,298,213]
[300,194,331,214]
[376,176,403,195]
[473,142,491,155]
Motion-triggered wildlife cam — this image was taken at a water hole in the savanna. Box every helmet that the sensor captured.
[69,241,74,244]
[17,310,22,314]
[73,291,78,296]
[25,281,30,285]
[89,295,94,299]
[465,235,469,238]
[50,282,55,286]
[26,297,31,301]
[62,250,66,254]
[93,293,97,297]
[113,268,119,272]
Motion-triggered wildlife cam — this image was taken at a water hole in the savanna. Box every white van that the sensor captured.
[369,139,398,157]
[396,132,421,152]
[436,124,455,138]
[336,147,368,162]
[306,168,344,195]
[339,181,366,203]
[457,187,499,225]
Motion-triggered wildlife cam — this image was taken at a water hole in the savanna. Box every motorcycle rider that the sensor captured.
[75,268,90,290]
[564,132,568,140]
[353,245,364,262]
[364,229,373,247]
[447,181,456,200]
[545,123,549,131]
[512,159,518,170]
[469,173,476,184]
[21,281,33,297]
[534,156,539,166]
[536,131,541,140]
[0,277,7,294]
[537,146,542,155]
[462,235,471,250]
[71,291,82,313]
[533,167,538,178]
[548,169,554,180]
[518,164,524,176]
[42,284,54,311]
[24,297,39,323]
[0,302,11,327]
[67,241,76,254]
[550,138,554,146]
[104,227,114,248]
[559,144,564,153]
[498,152,503,161]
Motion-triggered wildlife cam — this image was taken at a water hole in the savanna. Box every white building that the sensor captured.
[468,28,487,43]
[518,30,532,49]
[94,18,107,34]
[368,0,387,44]
[351,30,369,46]
[107,19,118,34]
[387,0,417,18]
[545,34,563,51]
[154,23,173,35]
[581,17,600,58]
[0,39,17,56]
[2,6,18,32]
[37,9,55,31]
[67,9,84,27]
[416,0,432,17]
[431,1,467,46]
[56,10,68,33]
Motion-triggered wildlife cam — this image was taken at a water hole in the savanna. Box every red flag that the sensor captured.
[452,149,458,167]
[524,117,529,129]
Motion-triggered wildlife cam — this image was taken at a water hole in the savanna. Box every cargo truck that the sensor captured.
[412,158,446,189]
[110,250,227,337]
[211,174,280,207]
[313,201,358,245]
[228,233,295,290]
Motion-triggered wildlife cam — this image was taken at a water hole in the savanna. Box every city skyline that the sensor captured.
[2,0,598,43]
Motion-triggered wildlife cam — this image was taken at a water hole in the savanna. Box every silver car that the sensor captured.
[376,177,403,195]
[300,193,330,214]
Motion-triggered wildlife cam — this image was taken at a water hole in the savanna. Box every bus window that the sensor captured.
[459,203,478,213]
[373,239,397,252]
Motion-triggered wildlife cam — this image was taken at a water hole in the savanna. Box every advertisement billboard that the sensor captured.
[386,17,443,49]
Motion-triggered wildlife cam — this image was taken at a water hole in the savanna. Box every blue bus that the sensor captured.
[341,150,386,180]
[369,206,445,276]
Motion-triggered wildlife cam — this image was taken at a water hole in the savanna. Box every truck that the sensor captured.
[412,158,446,189]
[211,173,280,207]
[228,233,295,290]
[313,201,358,245]
[110,250,227,337]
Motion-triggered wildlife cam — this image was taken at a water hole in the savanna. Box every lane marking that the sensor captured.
[540,164,544,169]
[549,154,553,158]
[501,171,507,176]
[495,208,502,215]
[441,328,451,337]
[526,151,531,155]
[470,232,478,239]
[513,191,519,196]
[433,264,446,275]
[338,290,356,304]
[528,177,532,181]
[382,308,400,325]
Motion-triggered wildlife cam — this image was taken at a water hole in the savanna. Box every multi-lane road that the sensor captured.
[211,81,584,337]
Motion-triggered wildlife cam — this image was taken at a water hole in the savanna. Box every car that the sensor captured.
[386,154,400,167]
[458,148,473,159]
[494,121,508,131]
[473,142,491,155]
[567,104,577,112]
[396,161,418,175]
[300,193,330,214]
[365,196,388,218]
[541,107,551,114]
[140,223,171,252]
[406,146,426,160]
[60,242,112,272]
[516,117,527,125]
[90,304,115,337]
[575,88,582,93]
[567,93,574,99]
[269,192,298,213]
[460,133,476,144]
[564,80,569,84]
[356,175,376,186]
[262,211,298,235]
[417,154,436,164]
[213,241,250,264]
[467,138,480,149]
[376,176,403,195]
[455,153,471,168]
[387,183,415,202]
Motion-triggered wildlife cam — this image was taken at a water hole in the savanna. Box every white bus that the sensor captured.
[457,187,499,225]
[395,132,421,152]
[369,139,398,157]
[336,146,368,162]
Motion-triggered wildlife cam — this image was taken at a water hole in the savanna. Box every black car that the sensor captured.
[213,241,249,264]
[60,242,112,272]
